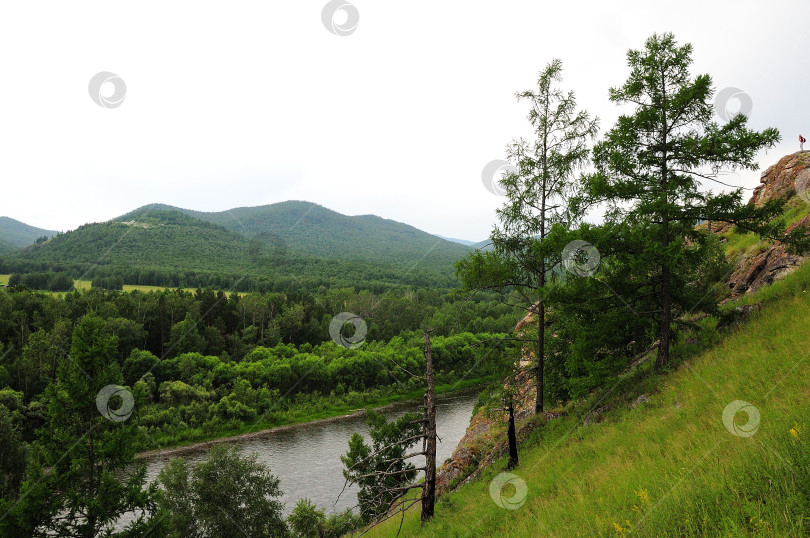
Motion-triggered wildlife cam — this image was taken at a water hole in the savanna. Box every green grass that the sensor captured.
[781,197,810,228]
[0,274,8,286]
[363,262,810,537]
[720,198,810,260]
[122,283,179,293]
[122,283,248,296]
[722,229,763,259]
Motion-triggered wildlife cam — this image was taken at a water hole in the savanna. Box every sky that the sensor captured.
[1,0,808,242]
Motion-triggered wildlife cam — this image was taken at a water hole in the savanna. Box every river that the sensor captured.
[132,389,478,520]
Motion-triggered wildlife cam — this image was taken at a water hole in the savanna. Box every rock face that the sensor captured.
[725,152,810,297]
[749,151,810,206]
[726,237,805,296]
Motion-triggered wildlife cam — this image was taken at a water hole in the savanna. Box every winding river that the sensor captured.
[133,389,478,519]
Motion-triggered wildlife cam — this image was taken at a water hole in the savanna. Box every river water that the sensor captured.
[134,389,478,519]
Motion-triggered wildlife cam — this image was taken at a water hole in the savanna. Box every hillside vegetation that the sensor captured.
[0,240,17,255]
[364,253,810,537]
[117,201,471,271]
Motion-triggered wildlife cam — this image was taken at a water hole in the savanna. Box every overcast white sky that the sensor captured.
[1,1,807,242]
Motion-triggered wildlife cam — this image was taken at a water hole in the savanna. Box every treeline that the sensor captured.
[0,258,456,293]
[7,272,74,292]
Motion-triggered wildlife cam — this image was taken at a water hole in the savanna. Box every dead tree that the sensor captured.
[506,396,518,470]
[336,327,438,535]
[421,328,437,521]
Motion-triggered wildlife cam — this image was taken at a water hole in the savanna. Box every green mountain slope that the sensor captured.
[117,201,471,271]
[0,209,457,289]
[0,216,58,248]
[0,238,18,254]
[366,261,810,536]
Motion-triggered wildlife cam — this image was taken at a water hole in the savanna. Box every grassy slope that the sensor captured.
[365,254,810,536]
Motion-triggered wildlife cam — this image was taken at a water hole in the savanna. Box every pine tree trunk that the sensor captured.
[655,103,672,370]
[657,96,671,370]
[535,298,544,414]
[656,262,671,369]
[421,329,436,522]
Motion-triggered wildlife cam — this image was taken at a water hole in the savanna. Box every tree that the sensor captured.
[157,444,287,538]
[0,404,27,502]
[584,33,783,368]
[168,312,205,357]
[458,59,598,412]
[287,498,360,538]
[340,410,422,522]
[287,498,326,538]
[9,313,159,537]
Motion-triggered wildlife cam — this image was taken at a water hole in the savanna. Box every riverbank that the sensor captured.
[135,376,493,461]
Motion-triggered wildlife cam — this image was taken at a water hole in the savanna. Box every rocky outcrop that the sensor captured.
[696,153,810,298]
[749,151,810,206]
[726,239,805,296]
[434,368,549,496]
[724,151,810,297]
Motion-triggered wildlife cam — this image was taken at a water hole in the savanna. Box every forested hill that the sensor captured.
[0,216,58,248]
[116,201,472,269]
[0,208,465,290]
[0,238,17,254]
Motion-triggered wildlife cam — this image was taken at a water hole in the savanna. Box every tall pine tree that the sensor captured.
[458,59,598,412]
[584,33,782,368]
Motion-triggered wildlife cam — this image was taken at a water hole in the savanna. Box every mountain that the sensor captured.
[1,206,466,289]
[438,236,479,246]
[0,216,58,248]
[116,201,472,270]
[470,238,494,251]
